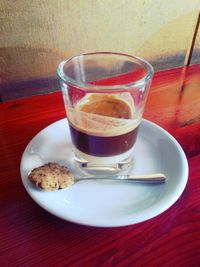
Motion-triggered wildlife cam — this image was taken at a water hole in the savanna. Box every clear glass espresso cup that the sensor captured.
[57,52,154,174]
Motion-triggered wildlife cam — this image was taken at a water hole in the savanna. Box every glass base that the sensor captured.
[73,150,133,176]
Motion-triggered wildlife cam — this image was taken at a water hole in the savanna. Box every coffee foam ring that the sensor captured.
[67,107,141,137]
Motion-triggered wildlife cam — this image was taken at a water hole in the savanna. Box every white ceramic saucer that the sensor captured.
[20,119,188,227]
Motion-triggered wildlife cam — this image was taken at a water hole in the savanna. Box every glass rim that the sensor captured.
[57,52,154,90]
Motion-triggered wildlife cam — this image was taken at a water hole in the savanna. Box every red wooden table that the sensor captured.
[1,65,200,267]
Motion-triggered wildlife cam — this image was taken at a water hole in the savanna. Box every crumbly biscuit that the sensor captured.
[28,163,74,191]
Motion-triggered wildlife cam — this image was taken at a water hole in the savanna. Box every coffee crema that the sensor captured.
[79,94,132,119]
[68,93,140,157]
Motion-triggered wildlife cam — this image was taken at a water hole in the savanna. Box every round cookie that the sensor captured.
[28,163,74,191]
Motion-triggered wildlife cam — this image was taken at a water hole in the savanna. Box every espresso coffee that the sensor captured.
[67,93,140,157]
[69,123,139,156]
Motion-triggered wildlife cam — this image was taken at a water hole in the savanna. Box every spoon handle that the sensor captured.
[124,173,166,183]
[76,173,166,184]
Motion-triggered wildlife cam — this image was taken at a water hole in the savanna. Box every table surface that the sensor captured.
[1,64,200,267]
